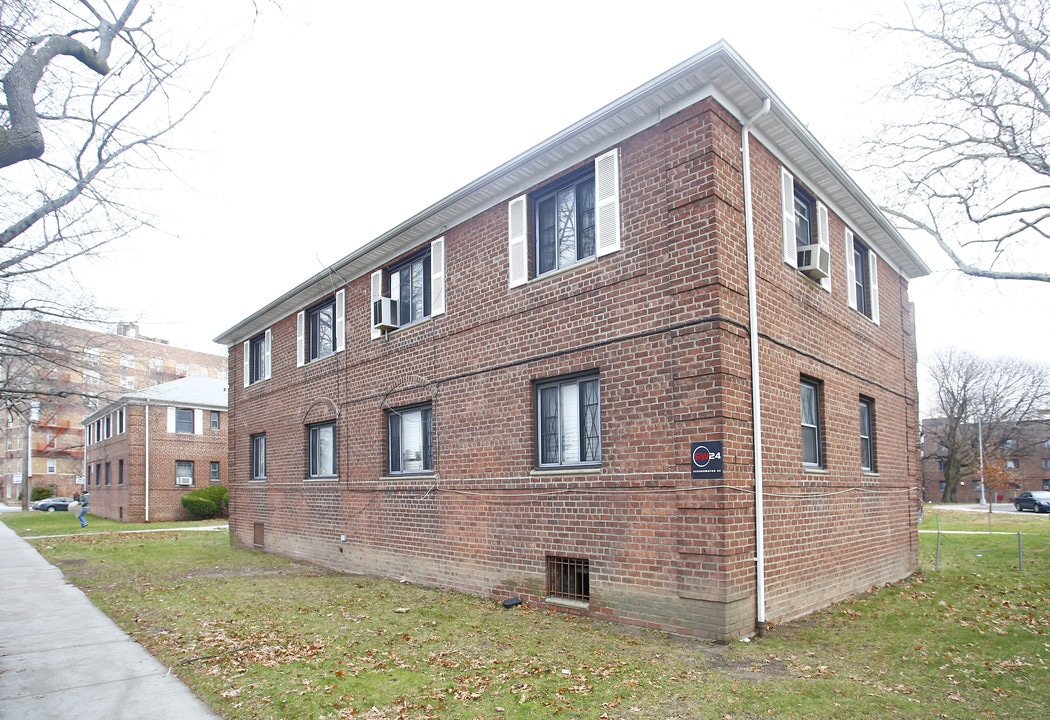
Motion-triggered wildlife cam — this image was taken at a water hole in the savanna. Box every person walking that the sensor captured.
[67,500,87,528]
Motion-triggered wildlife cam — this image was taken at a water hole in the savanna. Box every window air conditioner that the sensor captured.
[796,244,830,280]
[372,297,399,331]
[176,476,193,486]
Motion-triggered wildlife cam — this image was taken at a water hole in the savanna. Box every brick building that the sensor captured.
[921,418,1050,503]
[215,42,929,641]
[1,321,227,506]
[82,377,228,522]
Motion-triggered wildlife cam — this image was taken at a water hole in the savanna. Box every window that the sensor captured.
[308,422,336,478]
[121,376,135,390]
[175,408,194,434]
[104,462,111,486]
[508,148,620,288]
[370,239,445,337]
[84,369,100,386]
[104,415,112,439]
[536,170,596,276]
[210,461,220,481]
[149,357,164,373]
[859,397,875,472]
[1043,458,1050,471]
[846,231,880,323]
[938,460,946,471]
[1004,438,1019,449]
[537,375,601,467]
[388,406,433,474]
[251,434,266,480]
[176,362,189,376]
[801,378,822,468]
[779,168,830,287]
[47,458,56,473]
[547,556,589,603]
[94,463,101,485]
[1006,459,1020,470]
[297,290,345,364]
[117,408,125,434]
[120,353,135,369]
[244,330,271,386]
[211,411,220,430]
[176,461,194,485]
[85,347,100,366]
[118,459,124,485]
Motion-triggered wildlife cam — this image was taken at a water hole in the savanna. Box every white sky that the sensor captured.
[60,0,1050,409]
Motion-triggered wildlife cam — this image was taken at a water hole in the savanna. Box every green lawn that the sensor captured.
[4,506,1048,719]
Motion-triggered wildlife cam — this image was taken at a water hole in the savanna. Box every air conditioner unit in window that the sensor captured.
[176,476,193,486]
[797,244,831,281]
[372,297,399,331]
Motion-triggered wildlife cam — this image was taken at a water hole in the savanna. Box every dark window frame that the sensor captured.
[853,239,872,317]
[387,404,434,475]
[793,185,817,249]
[306,297,337,362]
[534,166,597,277]
[249,333,267,383]
[308,421,337,478]
[536,374,601,468]
[251,433,266,480]
[388,248,432,327]
[860,396,875,472]
[801,377,823,468]
[175,408,194,434]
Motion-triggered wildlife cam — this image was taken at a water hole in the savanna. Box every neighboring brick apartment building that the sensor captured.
[82,377,228,522]
[1,321,227,505]
[215,42,930,641]
[921,418,1050,503]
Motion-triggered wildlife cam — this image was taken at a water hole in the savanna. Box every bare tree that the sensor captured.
[869,0,1050,283]
[924,348,1050,502]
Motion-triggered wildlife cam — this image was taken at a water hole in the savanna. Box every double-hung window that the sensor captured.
[801,378,823,468]
[845,231,880,323]
[537,375,601,468]
[859,397,875,472]
[370,238,445,338]
[175,408,194,434]
[251,434,266,480]
[388,405,433,475]
[244,329,272,385]
[176,461,194,485]
[508,148,620,287]
[308,422,336,478]
[780,168,830,289]
[296,290,345,365]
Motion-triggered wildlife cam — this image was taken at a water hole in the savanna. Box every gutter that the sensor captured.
[741,97,771,636]
[145,399,150,523]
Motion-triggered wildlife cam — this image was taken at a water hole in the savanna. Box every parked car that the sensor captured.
[31,497,74,512]
[1013,491,1050,513]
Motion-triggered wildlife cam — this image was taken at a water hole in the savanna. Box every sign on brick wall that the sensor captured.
[690,442,723,479]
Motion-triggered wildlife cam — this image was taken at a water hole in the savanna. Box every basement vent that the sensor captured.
[546,555,590,603]
[253,522,265,548]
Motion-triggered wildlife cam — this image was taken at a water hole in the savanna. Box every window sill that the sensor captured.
[379,315,432,339]
[546,597,590,610]
[378,474,435,481]
[531,466,602,477]
[304,476,339,483]
[529,256,597,285]
[802,466,829,475]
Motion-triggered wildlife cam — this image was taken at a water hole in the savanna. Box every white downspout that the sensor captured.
[742,98,771,636]
[144,399,150,523]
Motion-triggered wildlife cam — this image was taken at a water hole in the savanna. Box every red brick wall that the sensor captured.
[85,403,228,522]
[226,96,920,641]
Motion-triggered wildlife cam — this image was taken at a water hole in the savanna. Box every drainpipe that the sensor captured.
[741,98,771,636]
[144,399,150,522]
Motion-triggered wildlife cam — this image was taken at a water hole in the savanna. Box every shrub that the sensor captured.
[31,486,55,502]
[180,485,228,519]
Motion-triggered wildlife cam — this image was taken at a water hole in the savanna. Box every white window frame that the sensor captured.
[308,422,337,478]
[845,229,880,324]
[251,434,266,480]
[801,378,822,468]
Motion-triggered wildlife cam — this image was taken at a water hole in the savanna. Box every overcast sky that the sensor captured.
[60,0,1049,405]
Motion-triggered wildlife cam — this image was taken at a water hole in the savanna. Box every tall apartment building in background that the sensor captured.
[216,43,929,641]
[1,321,227,505]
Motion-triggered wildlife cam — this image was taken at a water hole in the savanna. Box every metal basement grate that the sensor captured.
[546,555,590,602]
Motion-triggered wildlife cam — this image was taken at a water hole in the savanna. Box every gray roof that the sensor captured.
[82,376,228,425]
[215,40,930,347]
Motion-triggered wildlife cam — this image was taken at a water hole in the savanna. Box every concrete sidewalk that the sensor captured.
[0,520,220,719]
